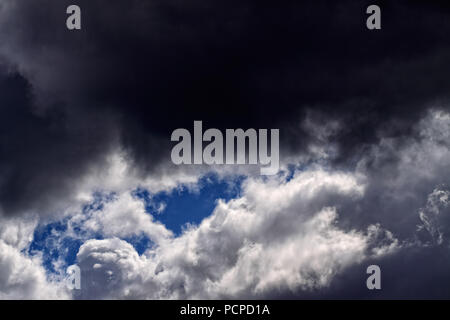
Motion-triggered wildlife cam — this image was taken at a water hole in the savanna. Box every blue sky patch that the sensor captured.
[136,174,245,235]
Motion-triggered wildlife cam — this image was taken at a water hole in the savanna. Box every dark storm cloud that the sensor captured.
[1,0,450,216]
[0,68,118,215]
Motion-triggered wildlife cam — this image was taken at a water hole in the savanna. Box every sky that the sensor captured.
[1,0,450,299]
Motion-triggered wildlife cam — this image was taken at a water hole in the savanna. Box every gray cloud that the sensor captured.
[1,0,450,299]
[2,0,450,216]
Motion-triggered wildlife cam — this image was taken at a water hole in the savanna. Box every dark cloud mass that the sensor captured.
[0,67,118,215]
[1,0,449,213]
[1,0,450,299]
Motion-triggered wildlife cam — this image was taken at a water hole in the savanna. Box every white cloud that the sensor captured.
[68,191,172,243]
[75,169,398,299]
[0,215,70,299]
[0,240,69,300]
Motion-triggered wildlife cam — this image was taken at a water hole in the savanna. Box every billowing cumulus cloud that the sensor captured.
[68,191,172,242]
[0,240,70,299]
[74,169,398,299]
[0,216,69,299]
